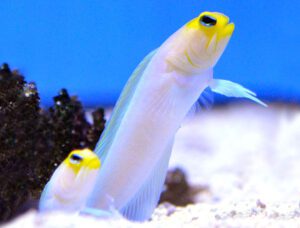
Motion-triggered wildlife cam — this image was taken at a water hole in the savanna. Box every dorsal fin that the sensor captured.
[39,182,50,211]
[94,49,157,161]
[120,137,174,221]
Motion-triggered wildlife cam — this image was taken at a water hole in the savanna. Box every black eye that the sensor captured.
[70,154,83,164]
[200,15,217,27]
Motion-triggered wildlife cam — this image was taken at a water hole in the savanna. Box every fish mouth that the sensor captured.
[87,157,101,169]
[223,22,235,36]
[205,19,234,56]
[219,15,235,37]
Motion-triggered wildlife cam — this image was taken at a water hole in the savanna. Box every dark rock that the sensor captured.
[159,167,208,206]
[0,63,106,222]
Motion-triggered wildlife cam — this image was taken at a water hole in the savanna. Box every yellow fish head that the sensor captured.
[53,149,100,206]
[166,12,235,74]
[64,148,101,174]
[186,12,234,70]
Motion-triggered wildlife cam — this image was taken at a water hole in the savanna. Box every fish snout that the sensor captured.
[87,157,101,170]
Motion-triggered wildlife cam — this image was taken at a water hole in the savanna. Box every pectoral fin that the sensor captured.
[80,207,122,218]
[209,79,267,107]
[187,87,214,118]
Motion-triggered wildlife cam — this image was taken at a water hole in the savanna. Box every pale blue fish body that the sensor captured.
[86,12,266,221]
[88,53,212,215]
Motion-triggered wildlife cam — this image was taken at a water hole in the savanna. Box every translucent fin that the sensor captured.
[94,49,157,161]
[187,87,214,118]
[80,207,113,217]
[209,79,267,107]
[81,194,122,218]
[120,138,174,221]
[197,87,214,111]
[80,207,122,218]
[39,182,50,212]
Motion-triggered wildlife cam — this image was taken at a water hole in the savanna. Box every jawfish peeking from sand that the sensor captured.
[39,149,101,213]
[85,11,266,221]
[82,11,267,221]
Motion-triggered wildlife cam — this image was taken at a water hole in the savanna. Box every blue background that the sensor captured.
[0,1,299,107]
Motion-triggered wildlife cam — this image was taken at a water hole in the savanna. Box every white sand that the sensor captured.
[5,103,300,227]
[170,103,300,205]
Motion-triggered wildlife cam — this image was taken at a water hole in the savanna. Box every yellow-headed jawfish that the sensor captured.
[39,149,101,213]
[85,12,266,221]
